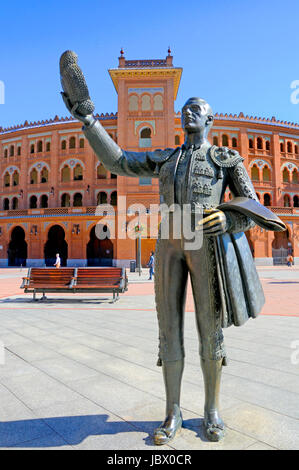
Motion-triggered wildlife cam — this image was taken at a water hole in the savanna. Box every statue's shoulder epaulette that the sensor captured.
[150,147,180,163]
[210,145,244,168]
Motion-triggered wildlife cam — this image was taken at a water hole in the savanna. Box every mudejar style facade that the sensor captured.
[0,50,299,267]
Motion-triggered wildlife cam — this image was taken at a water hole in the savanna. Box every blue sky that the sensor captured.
[0,0,298,128]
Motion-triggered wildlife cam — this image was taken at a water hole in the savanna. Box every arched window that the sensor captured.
[61,165,71,182]
[69,137,76,149]
[97,192,107,205]
[292,169,298,184]
[97,164,107,179]
[249,139,254,149]
[73,192,83,207]
[153,94,163,111]
[61,193,70,207]
[37,141,43,153]
[262,166,270,182]
[30,168,38,185]
[4,149,8,158]
[12,197,18,210]
[175,135,180,146]
[110,191,117,206]
[141,94,151,111]
[251,165,259,181]
[79,138,85,149]
[40,195,48,208]
[73,164,83,181]
[213,136,218,146]
[232,137,237,148]
[266,140,270,151]
[222,135,228,146]
[9,145,14,157]
[61,140,67,150]
[295,145,299,154]
[41,167,48,183]
[263,193,271,206]
[284,195,291,207]
[46,142,51,152]
[30,144,35,154]
[283,168,290,183]
[128,94,138,111]
[30,195,37,209]
[139,127,152,148]
[12,171,19,186]
[293,195,299,207]
[287,141,293,153]
[4,172,10,187]
[257,137,263,149]
[280,142,284,152]
[3,198,9,210]
[17,146,21,156]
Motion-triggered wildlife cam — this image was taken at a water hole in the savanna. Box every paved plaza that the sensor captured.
[0,266,298,450]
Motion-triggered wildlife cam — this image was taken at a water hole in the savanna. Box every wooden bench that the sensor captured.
[72,268,128,302]
[21,267,128,302]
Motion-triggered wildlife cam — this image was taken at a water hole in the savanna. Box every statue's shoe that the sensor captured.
[154,412,183,445]
[203,418,225,442]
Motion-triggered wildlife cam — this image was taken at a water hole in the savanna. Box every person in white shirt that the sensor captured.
[54,253,61,268]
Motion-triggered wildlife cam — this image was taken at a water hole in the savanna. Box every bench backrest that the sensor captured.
[76,268,124,287]
[29,268,74,286]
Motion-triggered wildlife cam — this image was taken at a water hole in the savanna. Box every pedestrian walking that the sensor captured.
[147,251,155,280]
[54,253,61,268]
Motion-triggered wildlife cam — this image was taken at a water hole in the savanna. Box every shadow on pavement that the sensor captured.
[0,414,207,448]
[0,297,115,305]
[268,281,299,284]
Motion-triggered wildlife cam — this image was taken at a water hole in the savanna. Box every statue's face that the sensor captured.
[181,98,213,134]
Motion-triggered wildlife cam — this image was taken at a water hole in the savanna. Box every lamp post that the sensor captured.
[135,218,143,277]
[137,229,142,277]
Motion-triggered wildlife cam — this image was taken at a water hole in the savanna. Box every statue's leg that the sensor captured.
[154,359,184,445]
[154,238,188,445]
[187,239,226,442]
[200,357,225,442]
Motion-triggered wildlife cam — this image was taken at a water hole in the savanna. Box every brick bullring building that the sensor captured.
[0,50,299,267]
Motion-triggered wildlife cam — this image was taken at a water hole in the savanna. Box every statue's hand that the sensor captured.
[197,209,227,237]
[61,92,94,126]
[60,50,95,127]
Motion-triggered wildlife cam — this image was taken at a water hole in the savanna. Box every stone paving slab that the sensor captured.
[221,403,299,450]
[0,267,298,449]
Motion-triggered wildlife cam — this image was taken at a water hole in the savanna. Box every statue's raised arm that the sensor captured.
[60,51,168,178]
[60,50,127,174]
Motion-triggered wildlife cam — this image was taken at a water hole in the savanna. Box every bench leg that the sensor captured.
[41,291,47,301]
[111,291,119,303]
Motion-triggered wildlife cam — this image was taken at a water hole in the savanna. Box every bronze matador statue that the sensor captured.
[60,51,286,444]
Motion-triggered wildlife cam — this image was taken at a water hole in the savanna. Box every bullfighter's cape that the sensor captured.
[215,197,286,328]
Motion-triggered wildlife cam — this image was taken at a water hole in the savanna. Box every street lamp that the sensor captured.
[135,221,143,277]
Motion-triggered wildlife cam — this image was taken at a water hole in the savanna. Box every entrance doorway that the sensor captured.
[8,226,27,266]
[86,225,113,266]
[44,225,68,267]
[272,228,292,265]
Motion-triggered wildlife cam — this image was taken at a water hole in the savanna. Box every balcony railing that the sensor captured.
[0,205,297,218]
[124,59,168,68]
[271,206,299,215]
[0,206,119,218]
